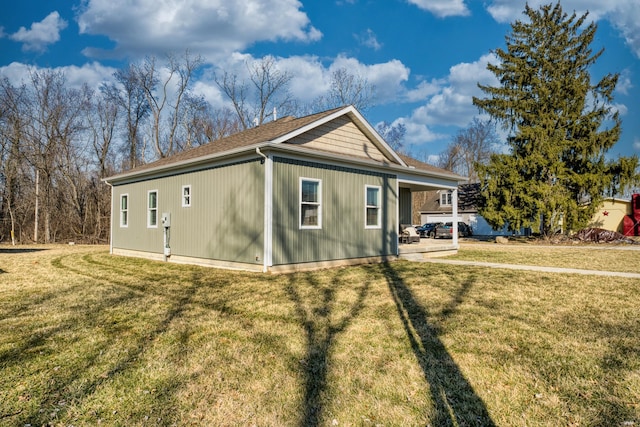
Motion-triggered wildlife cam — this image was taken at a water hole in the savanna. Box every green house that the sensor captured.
[104,106,463,272]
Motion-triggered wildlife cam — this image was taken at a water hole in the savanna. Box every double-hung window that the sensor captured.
[300,178,321,229]
[120,194,129,227]
[148,190,158,227]
[440,191,452,206]
[365,185,381,228]
[182,185,191,207]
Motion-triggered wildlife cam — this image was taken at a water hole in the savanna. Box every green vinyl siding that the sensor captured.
[399,187,412,225]
[111,159,264,264]
[271,157,397,265]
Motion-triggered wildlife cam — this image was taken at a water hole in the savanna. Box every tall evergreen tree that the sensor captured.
[473,2,638,236]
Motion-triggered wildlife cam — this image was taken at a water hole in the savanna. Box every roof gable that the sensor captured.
[419,183,481,213]
[271,105,405,166]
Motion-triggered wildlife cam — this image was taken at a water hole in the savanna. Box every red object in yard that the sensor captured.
[622,194,640,236]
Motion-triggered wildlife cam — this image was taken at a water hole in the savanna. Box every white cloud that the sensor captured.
[356,29,382,51]
[330,56,410,103]
[634,138,640,152]
[384,53,499,147]
[616,69,633,95]
[407,0,470,18]
[408,53,499,128]
[405,79,444,102]
[9,11,67,52]
[0,62,116,90]
[611,103,628,116]
[77,0,322,61]
[400,118,447,144]
[485,0,640,58]
[204,54,411,106]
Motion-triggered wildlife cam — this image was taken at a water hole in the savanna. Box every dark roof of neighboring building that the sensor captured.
[396,153,461,176]
[419,183,481,213]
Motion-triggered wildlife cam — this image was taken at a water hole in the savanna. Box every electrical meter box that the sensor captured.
[161,212,171,227]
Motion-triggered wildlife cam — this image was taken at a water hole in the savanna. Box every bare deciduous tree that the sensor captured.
[101,65,150,170]
[215,56,296,129]
[436,118,499,182]
[376,121,406,153]
[311,67,376,112]
[0,78,28,244]
[24,69,90,242]
[136,51,204,158]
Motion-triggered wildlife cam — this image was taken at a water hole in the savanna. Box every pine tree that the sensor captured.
[473,2,639,236]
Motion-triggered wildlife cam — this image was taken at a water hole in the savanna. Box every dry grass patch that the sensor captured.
[456,241,640,273]
[0,244,638,426]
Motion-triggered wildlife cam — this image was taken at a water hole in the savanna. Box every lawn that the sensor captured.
[453,241,640,273]
[0,245,638,426]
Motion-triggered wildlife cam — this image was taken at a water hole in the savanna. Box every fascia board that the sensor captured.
[102,144,265,184]
[103,139,464,186]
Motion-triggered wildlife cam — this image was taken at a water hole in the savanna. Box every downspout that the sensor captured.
[104,180,114,254]
[257,147,273,272]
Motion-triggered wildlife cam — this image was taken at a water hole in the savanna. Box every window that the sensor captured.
[300,178,321,228]
[120,194,129,227]
[182,185,191,207]
[440,191,452,206]
[148,190,158,227]
[365,185,381,228]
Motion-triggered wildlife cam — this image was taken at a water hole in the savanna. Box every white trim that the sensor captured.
[181,185,191,207]
[105,141,465,186]
[263,154,273,271]
[365,185,382,229]
[440,190,452,206]
[147,189,158,228]
[108,182,114,254]
[119,193,129,228]
[299,177,322,229]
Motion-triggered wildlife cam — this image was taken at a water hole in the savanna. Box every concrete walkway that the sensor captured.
[413,257,640,279]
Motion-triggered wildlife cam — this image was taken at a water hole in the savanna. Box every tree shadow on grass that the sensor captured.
[285,269,370,427]
[381,262,495,426]
[1,254,201,425]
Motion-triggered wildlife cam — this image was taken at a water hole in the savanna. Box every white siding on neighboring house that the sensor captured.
[422,213,515,236]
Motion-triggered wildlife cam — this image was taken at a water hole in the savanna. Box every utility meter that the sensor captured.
[161,212,171,227]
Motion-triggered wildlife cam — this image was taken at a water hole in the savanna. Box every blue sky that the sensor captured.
[1,0,639,162]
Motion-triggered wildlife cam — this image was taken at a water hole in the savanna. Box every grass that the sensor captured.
[0,244,638,426]
[453,241,640,273]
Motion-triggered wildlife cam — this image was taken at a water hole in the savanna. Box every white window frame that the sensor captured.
[182,185,191,207]
[120,194,129,228]
[299,178,322,229]
[365,185,381,229]
[440,191,452,206]
[147,190,158,228]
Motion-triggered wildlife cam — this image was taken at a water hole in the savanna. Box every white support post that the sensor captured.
[452,188,459,247]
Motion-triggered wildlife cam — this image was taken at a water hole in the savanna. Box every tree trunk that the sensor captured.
[34,168,39,243]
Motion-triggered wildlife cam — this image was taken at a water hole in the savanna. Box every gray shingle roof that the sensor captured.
[116,107,345,177]
[105,106,462,182]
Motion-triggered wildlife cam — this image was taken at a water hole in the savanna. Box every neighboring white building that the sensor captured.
[418,183,514,236]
